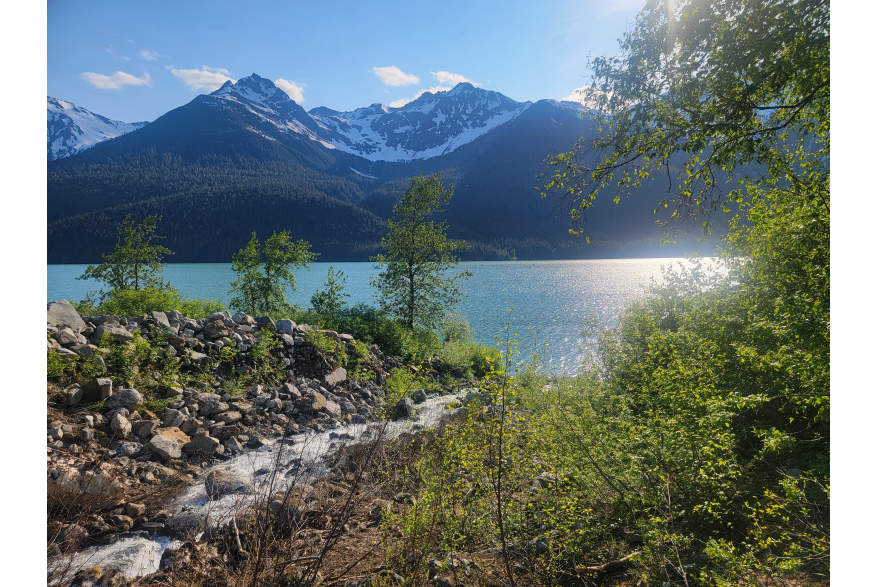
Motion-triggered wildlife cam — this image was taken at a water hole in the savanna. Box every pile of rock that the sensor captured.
[47,300,411,466]
[47,301,397,383]
[50,374,389,464]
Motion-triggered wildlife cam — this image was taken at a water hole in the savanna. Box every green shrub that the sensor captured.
[47,349,68,379]
[303,330,339,356]
[398,327,440,363]
[381,368,417,414]
[74,286,224,318]
[440,312,473,344]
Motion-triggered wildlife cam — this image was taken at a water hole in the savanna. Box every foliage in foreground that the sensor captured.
[387,180,829,586]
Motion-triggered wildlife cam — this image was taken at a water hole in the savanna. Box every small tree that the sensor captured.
[371,173,472,330]
[78,214,172,294]
[229,231,316,317]
[310,266,350,318]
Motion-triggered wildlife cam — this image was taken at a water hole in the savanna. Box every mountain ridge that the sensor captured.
[47,97,148,161]
[47,74,711,264]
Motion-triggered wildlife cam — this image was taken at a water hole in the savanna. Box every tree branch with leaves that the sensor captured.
[371,173,472,330]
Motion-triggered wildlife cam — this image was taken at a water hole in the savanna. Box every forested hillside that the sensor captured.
[48,86,714,263]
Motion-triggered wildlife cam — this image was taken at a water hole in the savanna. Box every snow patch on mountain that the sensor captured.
[47,97,148,160]
[349,167,378,179]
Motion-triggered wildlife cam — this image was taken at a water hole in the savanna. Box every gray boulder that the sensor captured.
[255,316,276,331]
[105,388,144,410]
[201,321,228,340]
[188,352,209,365]
[276,319,297,334]
[113,442,143,457]
[163,409,186,428]
[412,389,427,404]
[71,344,95,359]
[223,437,244,454]
[206,311,231,322]
[95,324,134,343]
[212,425,241,441]
[307,391,327,412]
[55,348,80,361]
[148,435,183,460]
[191,435,221,456]
[281,382,301,398]
[63,387,83,406]
[53,327,81,347]
[93,315,119,325]
[323,367,347,387]
[323,399,342,419]
[163,386,184,399]
[150,311,170,328]
[164,512,207,539]
[393,397,416,421]
[47,300,86,331]
[110,413,131,436]
[134,420,159,440]
[179,418,201,434]
[209,402,229,415]
[214,411,241,425]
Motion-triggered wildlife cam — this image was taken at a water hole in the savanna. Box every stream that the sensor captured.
[54,393,462,582]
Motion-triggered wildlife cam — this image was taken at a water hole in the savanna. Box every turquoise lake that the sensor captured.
[47,259,696,373]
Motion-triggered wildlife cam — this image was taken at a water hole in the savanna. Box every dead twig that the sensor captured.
[576,551,642,574]
[231,510,249,558]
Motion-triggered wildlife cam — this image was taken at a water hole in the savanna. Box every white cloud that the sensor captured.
[562,85,620,111]
[373,66,420,86]
[80,70,152,90]
[139,49,161,61]
[389,86,452,108]
[170,66,234,91]
[275,78,306,104]
[561,85,589,103]
[431,70,479,86]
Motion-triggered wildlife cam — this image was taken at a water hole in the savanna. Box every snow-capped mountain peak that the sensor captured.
[211,73,292,107]
[47,97,148,161]
[201,75,533,161]
[48,76,537,163]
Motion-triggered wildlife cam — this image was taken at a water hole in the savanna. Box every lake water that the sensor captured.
[47,259,695,373]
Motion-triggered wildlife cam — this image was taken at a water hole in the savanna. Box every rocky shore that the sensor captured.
[47,300,462,585]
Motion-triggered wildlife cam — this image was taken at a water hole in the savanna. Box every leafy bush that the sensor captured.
[303,330,339,356]
[433,313,499,378]
[309,266,349,317]
[381,368,418,415]
[74,286,224,318]
[47,349,67,379]
[294,303,408,357]
[398,327,440,363]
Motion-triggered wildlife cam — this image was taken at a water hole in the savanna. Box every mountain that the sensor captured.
[47,97,148,161]
[48,75,711,264]
[201,74,533,161]
[307,83,531,161]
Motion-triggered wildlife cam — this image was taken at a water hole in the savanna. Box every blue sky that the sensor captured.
[47,0,644,122]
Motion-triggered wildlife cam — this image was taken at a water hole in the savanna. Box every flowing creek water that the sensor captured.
[58,393,463,581]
